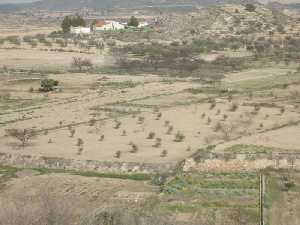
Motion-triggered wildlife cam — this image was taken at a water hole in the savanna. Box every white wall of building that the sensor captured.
[70,26,91,34]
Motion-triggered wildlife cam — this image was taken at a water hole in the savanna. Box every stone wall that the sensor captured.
[183,152,300,172]
[0,152,176,174]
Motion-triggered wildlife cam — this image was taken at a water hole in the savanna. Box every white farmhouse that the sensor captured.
[94,20,125,31]
[70,26,91,34]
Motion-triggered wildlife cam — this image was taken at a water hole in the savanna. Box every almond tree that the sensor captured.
[6,128,37,148]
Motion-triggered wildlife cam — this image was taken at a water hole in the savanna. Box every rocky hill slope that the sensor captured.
[157,4,291,39]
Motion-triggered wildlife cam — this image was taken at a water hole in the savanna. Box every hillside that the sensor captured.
[157,4,291,39]
[0,0,259,12]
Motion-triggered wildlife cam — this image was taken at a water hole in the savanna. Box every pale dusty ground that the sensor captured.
[0,49,107,70]
[223,67,295,83]
[0,26,58,37]
[0,173,157,225]
[216,124,300,152]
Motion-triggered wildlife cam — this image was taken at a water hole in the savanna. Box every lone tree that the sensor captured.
[39,79,59,92]
[6,128,37,148]
[61,15,86,33]
[128,16,139,27]
[71,57,93,71]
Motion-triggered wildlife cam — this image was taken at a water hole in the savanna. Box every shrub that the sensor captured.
[153,138,162,148]
[209,101,216,110]
[71,57,93,71]
[99,135,105,141]
[137,116,144,124]
[89,119,96,126]
[259,123,264,129]
[122,130,127,136]
[130,143,138,153]
[147,132,155,139]
[30,41,38,48]
[174,131,185,142]
[70,129,76,138]
[39,79,59,92]
[160,150,168,157]
[153,107,160,113]
[114,120,121,129]
[207,117,212,125]
[114,151,121,158]
[77,138,84,147]
[166,125,174,135]
[229,103,239,112]
[6,36,21,45]
[106,39,116,47]
[164,120,170,127]
[213,122,222,132]
[283,181,295,191]
[77,147,83,155]
[254,105,261,112]
[156,112,162,120]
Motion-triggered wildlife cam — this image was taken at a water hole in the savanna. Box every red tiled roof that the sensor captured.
[95,20,108,27]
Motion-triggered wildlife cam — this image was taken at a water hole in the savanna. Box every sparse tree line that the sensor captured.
[0,33,105,53]
[110,40,250,80]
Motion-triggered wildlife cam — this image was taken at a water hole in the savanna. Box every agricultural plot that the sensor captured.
[0,69,299,164]
[264,170,300,225]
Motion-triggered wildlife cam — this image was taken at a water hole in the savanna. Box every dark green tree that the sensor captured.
[39,79,59,92]
[61,15,86,33]
[128,16,139,27]
[61,16,72,33]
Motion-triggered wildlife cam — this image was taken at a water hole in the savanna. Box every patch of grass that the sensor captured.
[32,167,153,181]
[223,144,278,154]
[97,80,143,90]
[162,201,258,212]
[163,173,259,195]
[0,165,20,184]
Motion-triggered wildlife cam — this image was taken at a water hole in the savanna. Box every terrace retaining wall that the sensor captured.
[0,152,176,174]
[183,152,300,172]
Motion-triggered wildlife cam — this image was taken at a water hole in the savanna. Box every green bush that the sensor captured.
[39,79,59,92]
